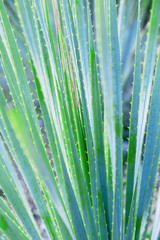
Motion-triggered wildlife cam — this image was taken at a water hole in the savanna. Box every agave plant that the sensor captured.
[0,0,160,239]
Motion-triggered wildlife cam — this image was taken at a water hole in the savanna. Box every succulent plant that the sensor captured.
[0,0,160,239]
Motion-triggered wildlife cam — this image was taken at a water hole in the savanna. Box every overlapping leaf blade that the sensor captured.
[125,0,141,233]
[0,0,160,239]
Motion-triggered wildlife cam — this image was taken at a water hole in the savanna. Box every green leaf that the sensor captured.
[0,156,41,240]
[0,0,40,133]
[134,0,160,189]
[6,107,74,239]
[0,197,26,235]
[109,1,123,238]
[0,206,29,240]
[125,0,141,232]
[135,51,160,239]
[0,89,61,240]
